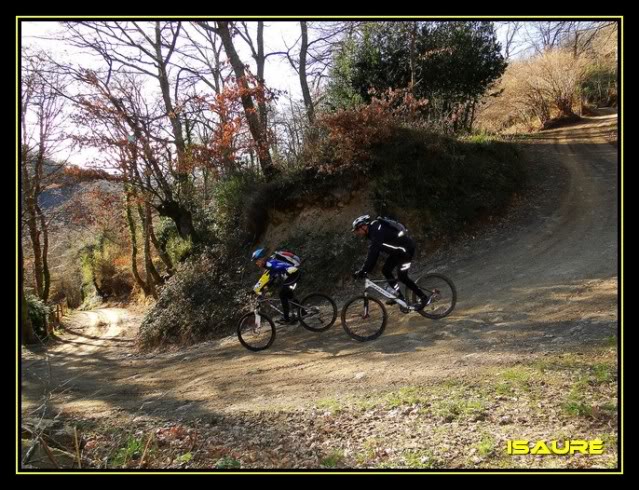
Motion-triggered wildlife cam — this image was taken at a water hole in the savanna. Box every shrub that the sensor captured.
[138,247,251,350]
[26,294,50,339]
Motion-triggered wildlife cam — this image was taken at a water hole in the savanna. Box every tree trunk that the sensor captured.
[154,23,186,171]
[138,202,162,295]
[23,163,44,299]
[20,243,37,345]
[299,21,315,123]
[92,268,108,301]
[149,214,175,276]
[36,204,50,302]
[216,21,276,179]
[125,191,151,296]
[409,21,417,96]
[469,100,477,131]
[156,200,198,243]
[557,97,575,118]
[26,213,44,299]
[256,21,268,133]
[21,293,37,345]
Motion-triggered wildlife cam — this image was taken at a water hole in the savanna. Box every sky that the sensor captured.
[20,20,527,166]
[21,21,307,96]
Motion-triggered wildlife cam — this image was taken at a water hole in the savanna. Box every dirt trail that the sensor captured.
[21,111,619,423]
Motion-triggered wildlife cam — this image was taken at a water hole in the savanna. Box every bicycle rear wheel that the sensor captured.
[341,296,387,341]
[411,273,457,319]
[297,293,338,332]
[237,312,276,351]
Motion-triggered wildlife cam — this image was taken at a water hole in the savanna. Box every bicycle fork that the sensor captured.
[362,293,370,319]
[254,307,262,331]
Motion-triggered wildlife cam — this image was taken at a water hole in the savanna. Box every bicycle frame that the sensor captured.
[364,278,414,310]
[255,297,306,317]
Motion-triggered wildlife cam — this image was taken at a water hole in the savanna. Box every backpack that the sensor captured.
[376,216,409,237]
[273,250,302,267]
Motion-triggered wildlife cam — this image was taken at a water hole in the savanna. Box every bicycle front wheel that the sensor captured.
[411,273,457,319]
[237,312,276,351]
[341,296,387,341]
[298,293,338,332]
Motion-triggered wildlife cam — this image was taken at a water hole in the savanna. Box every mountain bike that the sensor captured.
[341,273,457,342]
[237,293,338,351]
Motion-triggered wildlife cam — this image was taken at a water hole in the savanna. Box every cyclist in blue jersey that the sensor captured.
[251,248,302,324]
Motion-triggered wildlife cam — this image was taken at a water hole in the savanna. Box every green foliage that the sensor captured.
[78,231,133,302]
[215,456,241,469]
[209,172,262,245]
[157,218,193,265]
[592,363,616,384]
[177,452,193,463]
[112,436,143,467]
[325,34,365,110]
[581,64,617,107]
[316,398,343,414]
[327,21,507,131]
[26,294,50,339]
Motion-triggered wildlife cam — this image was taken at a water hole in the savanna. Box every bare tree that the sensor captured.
[298,21,315,122]
[563,21,619,59]
[522,21,617,57]
[497,21,525,60]
[197,21,277,179]
[60,21,202,241]
[282,21,360,122]
[21,51,70,302]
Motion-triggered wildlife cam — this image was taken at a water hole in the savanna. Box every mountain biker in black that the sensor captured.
[352,215,431,311]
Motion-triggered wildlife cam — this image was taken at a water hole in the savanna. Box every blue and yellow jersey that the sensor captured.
[253,258,299,294]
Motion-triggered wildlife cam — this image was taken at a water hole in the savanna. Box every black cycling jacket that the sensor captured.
[361,219,415,273]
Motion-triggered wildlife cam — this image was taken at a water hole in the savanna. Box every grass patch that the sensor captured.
[316,398,343,414]
[500,367,534,392]
[591,363,616,384]
[215,456,241,469]
[495,382,514,396]
[386,387,429,408]
[462,132,499,145]
[362,437,382,458]
[402,449,439,469]
[320,449,345,468]
[432,398,487,422]
[353,396,380,412]
[477,434,497,457]
[563,399,594,418]
[563,379,594,418]
[355,438,383,465]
